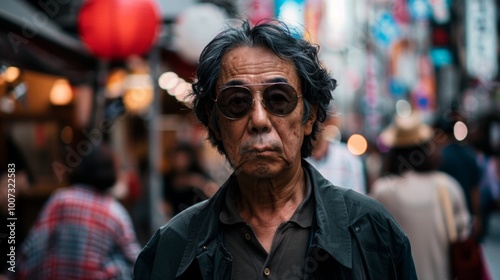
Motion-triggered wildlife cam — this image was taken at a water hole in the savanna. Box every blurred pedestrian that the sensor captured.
[16,143,141,280]
[476,151,500,240]
[371,111,470,280]
[161,143,218,220]
[135,19,416,279]
[435,113,483,237]
[307,104,367,194]
[471,112,500,240]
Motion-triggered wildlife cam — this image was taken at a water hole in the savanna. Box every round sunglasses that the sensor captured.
[215,82,301,120]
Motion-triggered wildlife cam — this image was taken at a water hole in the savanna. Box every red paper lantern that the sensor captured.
[78,0,160,60]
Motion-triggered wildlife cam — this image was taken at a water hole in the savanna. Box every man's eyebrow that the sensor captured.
[223,80,244,87]
[266,77,289,84]
[222,77,291,87]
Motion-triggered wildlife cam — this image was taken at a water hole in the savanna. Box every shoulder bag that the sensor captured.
[438,184,489,280]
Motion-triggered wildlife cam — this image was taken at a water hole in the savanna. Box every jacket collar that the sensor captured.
[176,161,353,276]
[305,161,352,268]
[176,176,232,277]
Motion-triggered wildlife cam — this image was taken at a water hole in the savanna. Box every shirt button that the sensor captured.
[355,226,361,232]
[263,267,271,276]
[245,233,251,240]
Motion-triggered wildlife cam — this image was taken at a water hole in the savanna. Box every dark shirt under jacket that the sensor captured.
[220,174,314,280]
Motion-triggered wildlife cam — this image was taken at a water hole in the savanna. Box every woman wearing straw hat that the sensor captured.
[370,111,470,280]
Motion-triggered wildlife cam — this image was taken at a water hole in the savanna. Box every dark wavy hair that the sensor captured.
[191,19,337,158]
[68,143,117,191]
[381,141,441,176]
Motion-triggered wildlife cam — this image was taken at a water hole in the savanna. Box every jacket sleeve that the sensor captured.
[397,235,418,279]
[349,195,418,279]
[134,229,161,280]
[133,217,194,280]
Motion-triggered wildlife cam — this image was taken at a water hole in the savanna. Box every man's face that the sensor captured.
[213,46,315,178]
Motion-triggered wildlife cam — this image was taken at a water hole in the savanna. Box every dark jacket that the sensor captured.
[135,161,417,279]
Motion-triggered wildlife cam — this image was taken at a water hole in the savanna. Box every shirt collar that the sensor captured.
[220,172,314,228]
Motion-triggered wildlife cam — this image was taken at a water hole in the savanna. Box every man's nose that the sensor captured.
[247,96,271,133]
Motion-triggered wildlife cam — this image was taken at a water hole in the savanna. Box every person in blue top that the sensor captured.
[134,19,417,279]
[435,112,483,238]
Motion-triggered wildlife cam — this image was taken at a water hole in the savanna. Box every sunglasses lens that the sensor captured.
[217,87,253,119]
[216,83,299,119]
[263,84,298,116]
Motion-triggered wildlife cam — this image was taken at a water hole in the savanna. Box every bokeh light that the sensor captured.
[158,71,179,91]
[347,134,368,156]
[322,124,341,143]
[50,79,73,105]
[105,69,127,98]
[454,121,468,141]
[396,99,412,117]
[4,66,20,83]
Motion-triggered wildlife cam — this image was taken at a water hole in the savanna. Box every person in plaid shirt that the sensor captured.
[16,143,140,280]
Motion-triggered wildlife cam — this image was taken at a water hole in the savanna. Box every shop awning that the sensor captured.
[0,0,98,84]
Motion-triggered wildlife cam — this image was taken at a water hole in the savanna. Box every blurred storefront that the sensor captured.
[1,0,500,244]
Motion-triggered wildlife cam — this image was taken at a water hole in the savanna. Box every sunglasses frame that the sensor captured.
[214,82,301,120]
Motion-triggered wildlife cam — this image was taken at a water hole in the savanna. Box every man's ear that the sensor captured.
[207,106,221,140]
[304,106,317,136]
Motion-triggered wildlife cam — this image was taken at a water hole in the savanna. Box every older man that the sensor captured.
[135,20,416,279]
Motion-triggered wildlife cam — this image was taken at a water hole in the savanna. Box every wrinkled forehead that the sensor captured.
[217,46,300,90]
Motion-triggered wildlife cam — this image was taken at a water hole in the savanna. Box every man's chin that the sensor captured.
[234,161,279,178]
